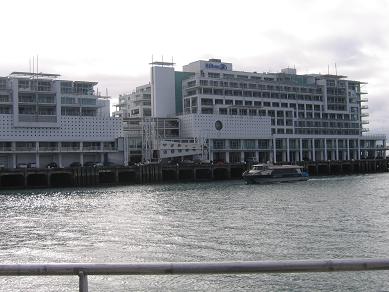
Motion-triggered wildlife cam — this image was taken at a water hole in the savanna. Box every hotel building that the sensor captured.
[119,58,387,163]
[0,72,127,168]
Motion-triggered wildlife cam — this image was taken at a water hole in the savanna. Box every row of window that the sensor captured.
[190,78,322,94]
[185,88,324,101]
[198,98,323,111]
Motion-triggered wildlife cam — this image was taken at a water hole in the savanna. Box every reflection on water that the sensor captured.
[1,174,389,291]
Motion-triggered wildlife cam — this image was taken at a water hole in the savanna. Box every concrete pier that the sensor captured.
[0,159,387,189]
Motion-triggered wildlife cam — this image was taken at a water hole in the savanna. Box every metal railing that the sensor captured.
[1,258,389,292]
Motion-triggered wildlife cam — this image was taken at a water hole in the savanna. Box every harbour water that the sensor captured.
[1,173,389,291]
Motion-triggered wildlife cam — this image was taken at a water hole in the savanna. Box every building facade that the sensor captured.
[179,59,386,163]
[117,58,386,163]
[0,72,127,168]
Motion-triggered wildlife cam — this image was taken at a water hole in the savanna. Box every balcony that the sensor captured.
[19,114,57,123]
[83,146,101,152]
[39,146,59,152]
[61,146,81,152]
[103,146,117,151]
[0,147,13,152]
[15,147,36,152]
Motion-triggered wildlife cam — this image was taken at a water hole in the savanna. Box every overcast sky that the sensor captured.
[1,0,388,136]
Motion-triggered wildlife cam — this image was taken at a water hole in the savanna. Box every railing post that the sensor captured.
[78,271,88,292]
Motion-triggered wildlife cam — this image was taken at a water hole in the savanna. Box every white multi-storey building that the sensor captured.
[117,58,387,163]
[113,84,151,118]
[0,72,127,168]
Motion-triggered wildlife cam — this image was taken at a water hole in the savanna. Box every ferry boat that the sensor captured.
[242,163,309,184]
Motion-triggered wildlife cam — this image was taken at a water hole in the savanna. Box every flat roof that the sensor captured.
[9,72,61,78]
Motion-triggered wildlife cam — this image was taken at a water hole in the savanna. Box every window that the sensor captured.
[219,108,227,115]
[208,73,220,78]
[244,140,256,149]
[213,140,225,149]
[229,139,241,149]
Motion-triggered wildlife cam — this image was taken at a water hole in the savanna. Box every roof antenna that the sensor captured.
[335,63,338,76]
[32,56,35,75]
[327,64,330,75]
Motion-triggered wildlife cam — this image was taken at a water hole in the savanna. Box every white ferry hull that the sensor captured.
[243,174,309,184]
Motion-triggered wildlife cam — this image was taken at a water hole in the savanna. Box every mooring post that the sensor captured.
[78,271,88,292]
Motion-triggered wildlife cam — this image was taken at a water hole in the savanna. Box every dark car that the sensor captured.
[47,162,58,169]
[84,161,96,167]
[70,162,81,167]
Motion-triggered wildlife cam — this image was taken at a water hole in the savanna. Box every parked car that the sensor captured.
[70,162,81,168]
[27,162,37,168]
[84,161,96,167]
[84,161,103,167]
[47,162,58,169]
[103,161,119,167]
[17,163,28,168]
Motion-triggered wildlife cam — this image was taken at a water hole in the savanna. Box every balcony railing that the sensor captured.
[0,147,13,152]
[19,115,57,123]
[1,258,389,292]
[15,147,36,152]
[83,146,101,151]
[39,146,59,152]
[61,147,81,152]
